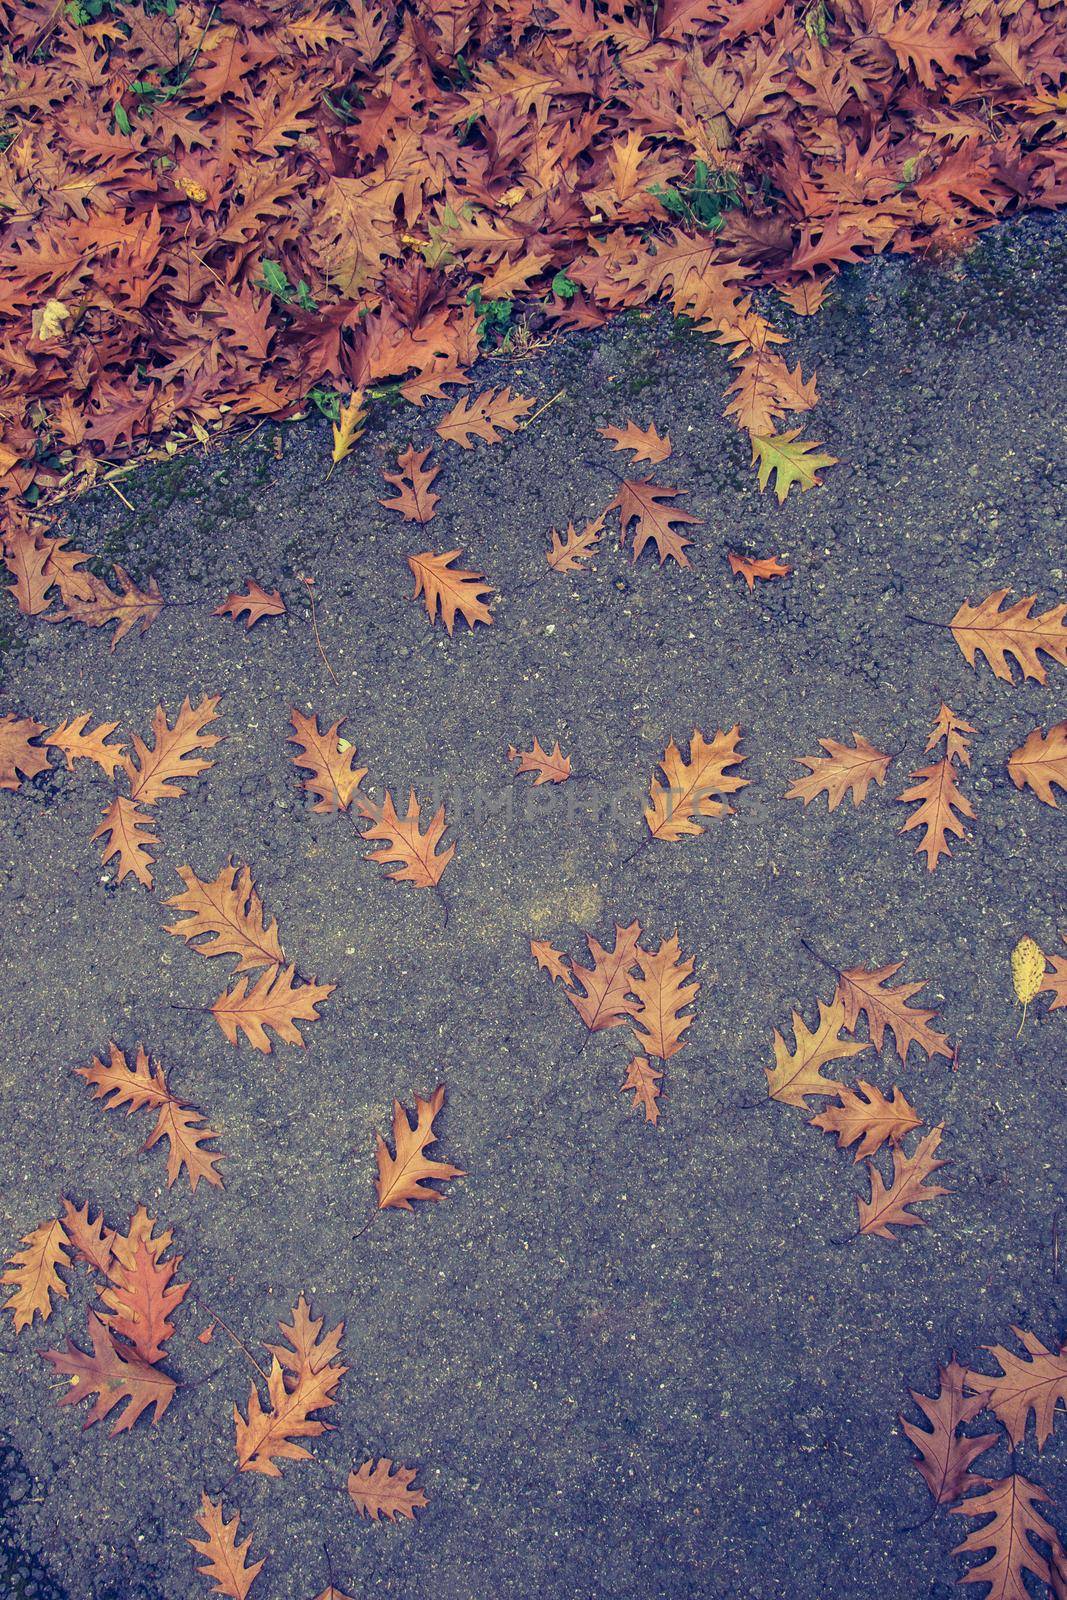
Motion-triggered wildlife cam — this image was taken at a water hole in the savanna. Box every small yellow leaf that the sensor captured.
[1012,934,1046,1034]
[32,299,71,342]
[331,389,368,467]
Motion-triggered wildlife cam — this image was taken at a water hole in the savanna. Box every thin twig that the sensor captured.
[190,1296,269,1384]
[107,480,135,512]
[302,575,338,685]
[518,388,565,430]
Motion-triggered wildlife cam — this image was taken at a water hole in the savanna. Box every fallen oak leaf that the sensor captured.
[966,1328,1067,1450]
[750,430,837,502]
[949,589,1067,684]
[565,920,643,1036]
[1007,721,1067,807]
[809,1080,922,1161]
[0,714,50,790]
[41,1310,177,1433]
[2,1217,71,1331]
[98,1238,189,1365]
[545,514,605,574]
[508,738,571,785]
[330,389,368,469]
[92,795,159,887]
[727,551,792,589]
[1038,935,1067,1013]
[380,445,440,523]
[621,1056,663,1125]
[644,727,748,843]
[951,1476,1066,1600]
[901,1355,997,1506]
[787,734,892,811]
[59,1199,115,1277]
[359,788,455,888]
[373,1084,464,1213]
[211,964,335,1054]
[598,420,672,463]
[408,549,493,634]
[74,1042,223,1192]
[189,1494,264,1600]
[607,478,700,566]
[898,704,976,870]
[856,1125,949,1240]
[347,1458,428,1522]
[630,932,699,1060]
[235,1295,346,1476]
[289,709,368,813]
[213,581,286,628]
[45,714,126,777]
[2,528,55,616]
[832,958,953,1065]
[46,563,163,650]
[165,861,285,973]
[435,386,533,447]
[766,995,868,1109]
[122,694,222,805]
[529,938,572,985]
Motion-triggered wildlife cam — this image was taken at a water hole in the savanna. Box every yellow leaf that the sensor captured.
[1011,935,1045,1034]
[32,298,71,343]
[331,389,367,467]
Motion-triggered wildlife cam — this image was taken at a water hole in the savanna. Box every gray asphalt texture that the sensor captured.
[1,212,1066,1600]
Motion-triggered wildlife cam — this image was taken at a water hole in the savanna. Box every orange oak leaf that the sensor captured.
[727,551,792,589]
[898,708,976,869]
[644,727,748,842]
[630,933,698,1060]
[41,1310,177,1433]
[359,788,455,886]
[2,1218,71,1331]
[214,580,286,628]
[435,386,533,447]
[375,1084,464,1210]
[545,514,605,574]
[45,714,126,777]
[98,1239,189,1364]
[530,938,571,984]
[1007,721,1067,807]
[951,1476,1066,1600]
[856,1125,949,1239]
[607,479,700,566]
[42,534,93,604]
[809,1081,922,1162]
[74,1042,223,1192]
[766,996,868,1108]
[835,961,953,1065]
[621,1056,663,1124]
[165,861,284,973]
[289,709,368,813]
[901,1356,997,1506]
[212,964,335,1053]
[408,549,493,634]
[598,420,672,464]
[787,734,892,811]
[508,738,571,785]
[949,589,1067,684]
[347,1459,428,1522]
[966,1328,1067,1450]
[380,445,441,522]
[776,280,831,316]
[565,920,643,1034]
[3,529,55,616]
[92,796,160,887]
[109,1206,174,1275]
[189,1494,265,1600]
[0,714,50,790]
[122,694,222,805]
[46,564,163,649]
[235,1296,346,1476]
[59,1198,115,1277]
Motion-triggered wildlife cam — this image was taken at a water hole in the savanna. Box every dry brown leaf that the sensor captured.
[967,1328,1067,1450]
[766,996,868,1109]
[787,733,892,811]
[375,1084,464,1211]
[629,932,699,1060]
[620,1056,663,1124]
[235,1295,347,1476]
[598,420,672,463]
[3,529,55,616]
[435,386,533,447]
[856,1125,949,1239]
[98,1239,189,1365]
[347,1459,428,1522]
[165,861,284,973]
[41,1311,177,1434]
[2,1218,71,1332]
[45,714,126,777]
[408,548,493,634]
[809,1080,922,1162]
[835,961,953,1065]
[607,478,700,566]
[951,1475,1066,1600]
[901,1356,997,1507]
[950,589,1067,684]
[92,795,160,887]
[508,738,571,785]
[212,963,335,1053]
[898,704,976,869]
[566,920,643,1035]
[214,580,286,628]
[1039,935,1067,1012]
[727,551,792,589]
[545,514,605,574]
[75,1042,223,1192]
[289,709,368,813]
[59,1198,115,1277]
[0,714,50,790]
[122,694,222,805]
[644,727,748,842]
[529,938,571,984]
[359,788,455,887]
[380,445,441,522]
[46,564,163,650]
[1007,721,1067,808]
[189,1494,265,1600]
[776,280,831,315]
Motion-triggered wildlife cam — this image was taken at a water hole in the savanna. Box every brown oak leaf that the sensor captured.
[380,445,441,522]
[2,1218,71,1331]
[214,580,286,628]
[189,1494,264,1600]
[435,386,533,447]
[949,589,1067,684]
[727,551,792,589]
[92,796,160,887]
[122,695,222,805]
[375,1084,464,1211]
[951,1476,1066,1600]
[787,734,892,811]
[3,529,55,616]
[165,861,284,973]
[545,514,605,574]
[347,1459,428,1522]
[766,995,868,1109]
[835,961,953,1065]
[607,479,700,566]
[98,1239,189,1365]
[75,1042,223,1191]
[0,714,50,790]
[967,1328,1067,1450]
[1039,935,1067,1012]
[59,1199,115,1277]
[1007,721,1067,808]
[566,920,643,1036]
[359,788,455,887]
[901,1356,997,1506]
[529,939,571,984]
[508,738,571,785]
[46,563,163,650]
[620,1057,664,1125]
[212,964,335,1053]
[408,549,493,634]
[856,1125,949,1239]
[809,1080,922,1161]
[630,932,699,1060]
[41,1310,177,1433]
[644,727,748,842]
[45,714,126,777]
[235,1296,346,1476]
[289,709,368,813]
[897,704,976,870]
[598,420,672,464]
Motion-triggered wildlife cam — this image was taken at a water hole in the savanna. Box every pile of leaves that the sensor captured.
[0,0,1065,523]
